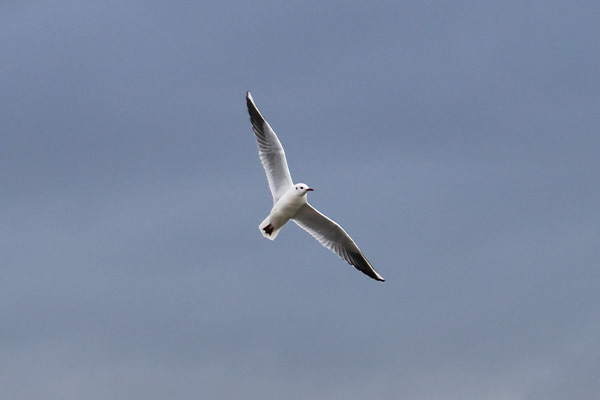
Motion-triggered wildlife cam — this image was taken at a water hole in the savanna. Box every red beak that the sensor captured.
[307,188,314,191]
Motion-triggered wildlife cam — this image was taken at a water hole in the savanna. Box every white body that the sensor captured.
[259,185,310,240]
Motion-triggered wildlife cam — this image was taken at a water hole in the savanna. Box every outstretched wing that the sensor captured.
[246,92,294,203]
[293,203,385,281]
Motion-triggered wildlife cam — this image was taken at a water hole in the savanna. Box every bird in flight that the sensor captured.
[246,91,385,282]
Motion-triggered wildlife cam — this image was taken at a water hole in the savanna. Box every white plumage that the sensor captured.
[247,92,384,282]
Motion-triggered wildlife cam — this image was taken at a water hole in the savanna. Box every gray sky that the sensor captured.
[2,1,599,399]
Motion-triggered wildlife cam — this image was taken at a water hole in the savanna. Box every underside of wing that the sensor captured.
[246,92,293,203]
[292,204,385,281]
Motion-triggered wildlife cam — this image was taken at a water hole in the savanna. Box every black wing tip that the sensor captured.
[246,91,255,110]
[246,92,262,120]
[349,251,385,282]
[366,270,386,282]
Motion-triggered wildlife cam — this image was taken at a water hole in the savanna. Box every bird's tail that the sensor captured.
[259,217,282,241]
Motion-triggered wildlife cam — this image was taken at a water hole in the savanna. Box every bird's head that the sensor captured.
[294,183,314,196]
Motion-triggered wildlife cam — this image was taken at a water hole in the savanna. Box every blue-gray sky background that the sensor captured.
[2,1,599,399]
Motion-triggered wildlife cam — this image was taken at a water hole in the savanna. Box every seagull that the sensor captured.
[246,91,385,282]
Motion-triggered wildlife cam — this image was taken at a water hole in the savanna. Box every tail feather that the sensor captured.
[259,217,282,240]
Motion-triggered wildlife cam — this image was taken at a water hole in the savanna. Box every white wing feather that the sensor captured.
[246,92,294,203]
[293,203,385,281]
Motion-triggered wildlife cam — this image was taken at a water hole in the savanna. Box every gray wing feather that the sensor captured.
[293,204,385,281]
[246,92,294,203]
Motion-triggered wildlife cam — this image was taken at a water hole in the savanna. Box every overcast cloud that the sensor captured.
[1,1,599,399]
